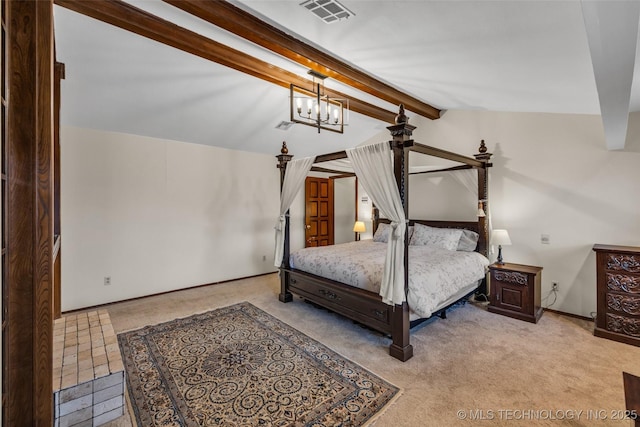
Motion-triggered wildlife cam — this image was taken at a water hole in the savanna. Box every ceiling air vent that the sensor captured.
[275,121,294,130]
[300,0,355,24]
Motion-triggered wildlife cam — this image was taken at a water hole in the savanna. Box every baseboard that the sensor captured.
[544,307,594,322]
[61,271,277,315]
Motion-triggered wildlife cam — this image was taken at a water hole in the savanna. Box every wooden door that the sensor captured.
[305,177,334,247]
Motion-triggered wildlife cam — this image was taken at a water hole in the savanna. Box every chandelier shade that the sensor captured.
[290,71,347,133]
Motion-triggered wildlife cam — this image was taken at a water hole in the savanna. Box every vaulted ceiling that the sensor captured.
[53,0,640,157]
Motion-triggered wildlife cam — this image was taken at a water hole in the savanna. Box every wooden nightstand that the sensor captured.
[488,263,543,323]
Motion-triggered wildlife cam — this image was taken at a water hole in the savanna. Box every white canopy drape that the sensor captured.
[347,142,407,306]
[274,156,315,267]
[452,168,493,253]
[451,168,476,197]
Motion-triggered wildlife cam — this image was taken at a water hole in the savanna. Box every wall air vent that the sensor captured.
[300,0,355,24]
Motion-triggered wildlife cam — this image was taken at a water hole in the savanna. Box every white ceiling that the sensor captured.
[53,0,640,157]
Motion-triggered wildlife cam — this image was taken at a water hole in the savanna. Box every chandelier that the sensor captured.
[290,70,347,133]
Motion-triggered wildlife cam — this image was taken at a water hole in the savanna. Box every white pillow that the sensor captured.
[457,229,479,252]
[373,223,390,243]
[410,223,462,251]
[373,223,413,243]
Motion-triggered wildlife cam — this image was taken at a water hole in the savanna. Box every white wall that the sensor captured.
[63,109,640,318]
[356,181,374,240]
[334,177,356,244]
[405,110,640,318]
[61,127,279,311]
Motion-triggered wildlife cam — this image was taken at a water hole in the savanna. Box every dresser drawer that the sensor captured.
[605,313,640,338]
[606,293,640,317]
[606,272,640,295]
[605,253,640,274]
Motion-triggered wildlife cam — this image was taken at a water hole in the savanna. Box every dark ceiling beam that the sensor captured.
[54,0,397,123]
[163,0,441,121]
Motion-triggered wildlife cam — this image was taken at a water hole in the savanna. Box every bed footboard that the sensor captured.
[279,268,413,361]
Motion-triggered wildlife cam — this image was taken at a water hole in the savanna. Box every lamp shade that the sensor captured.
[491,229,512,246]
[353,221,366,233]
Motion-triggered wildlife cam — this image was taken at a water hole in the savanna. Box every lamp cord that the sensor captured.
[542,287,557,308]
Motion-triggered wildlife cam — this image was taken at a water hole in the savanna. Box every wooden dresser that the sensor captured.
[593,244,640,347]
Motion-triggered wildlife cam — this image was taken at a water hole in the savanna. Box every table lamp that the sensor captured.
[353,221,366,241]
[491,229,511,264]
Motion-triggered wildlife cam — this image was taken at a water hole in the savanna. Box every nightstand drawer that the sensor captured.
[494,270,530,286]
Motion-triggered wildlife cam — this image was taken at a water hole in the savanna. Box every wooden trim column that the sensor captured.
[1,0,8,418]
[5,0,55,424]
[34,1,54,423]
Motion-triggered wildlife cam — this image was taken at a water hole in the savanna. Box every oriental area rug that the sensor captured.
[118,302,400,426]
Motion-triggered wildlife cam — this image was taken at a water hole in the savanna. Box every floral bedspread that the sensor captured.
[289,240,489,318]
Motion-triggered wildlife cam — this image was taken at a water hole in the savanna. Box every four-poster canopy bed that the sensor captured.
[275,109,492,361]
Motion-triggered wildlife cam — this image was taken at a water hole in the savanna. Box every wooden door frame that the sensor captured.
[53,61,64,319]
[4,0,55,424]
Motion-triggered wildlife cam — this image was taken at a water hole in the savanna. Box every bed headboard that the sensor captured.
[408,219,479,233]
[374,218,479,233]
[374,216,485,254]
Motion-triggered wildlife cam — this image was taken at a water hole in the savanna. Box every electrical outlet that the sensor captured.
[104,276,111,286]
[552,282,558,292]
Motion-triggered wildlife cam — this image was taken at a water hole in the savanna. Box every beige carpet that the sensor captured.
[97,273,640,426]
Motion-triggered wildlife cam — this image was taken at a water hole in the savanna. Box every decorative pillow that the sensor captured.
[457,229,479,252]
[373,223,390,243]
[410,223,462,251]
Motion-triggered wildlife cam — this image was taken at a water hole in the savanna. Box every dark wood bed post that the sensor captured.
[372,205,380,234]
[473,140,492,257]
[387,105,415,362]
[277,141,294,303]
[474,140,492,296]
